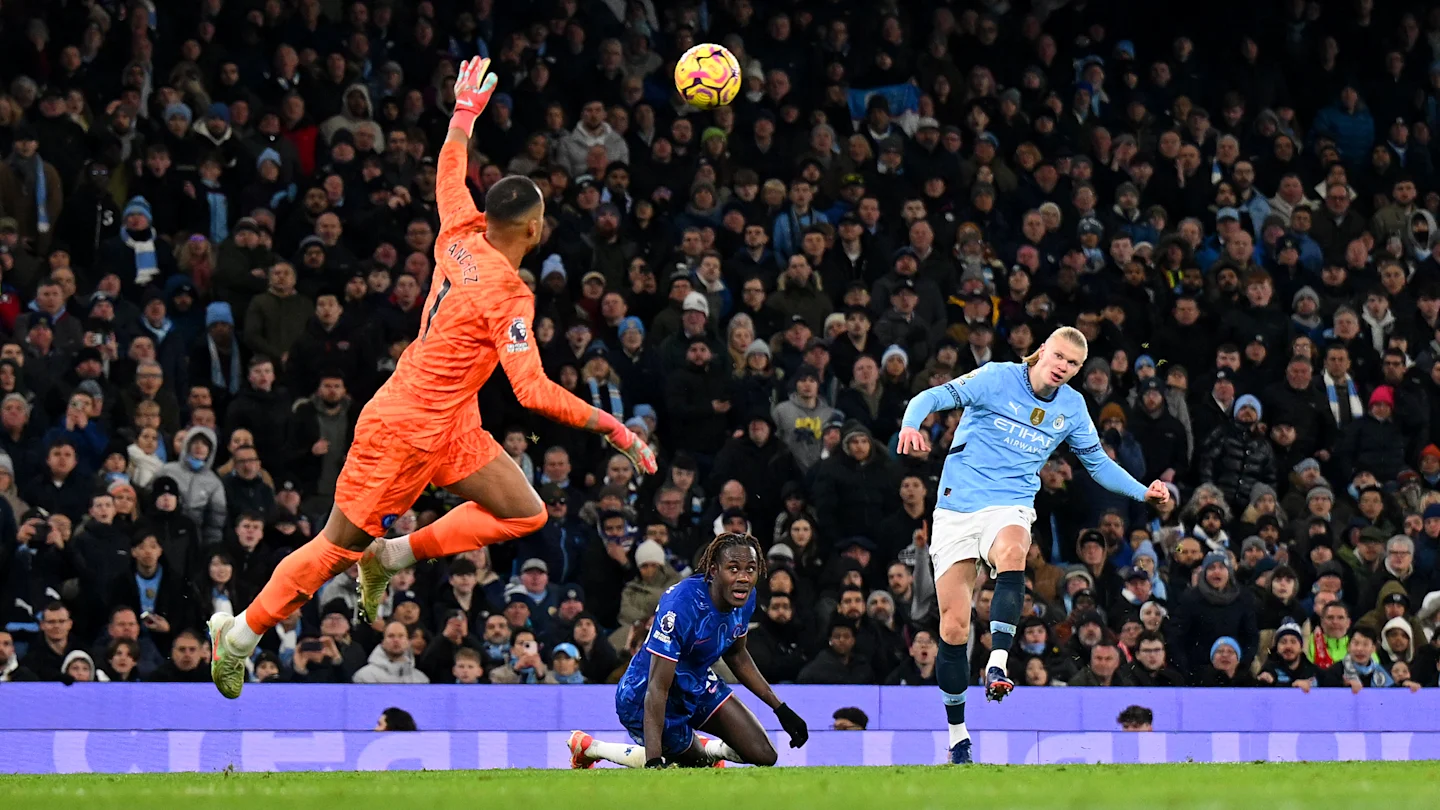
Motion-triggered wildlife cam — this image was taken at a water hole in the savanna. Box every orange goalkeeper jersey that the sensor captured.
[369,137,594,451]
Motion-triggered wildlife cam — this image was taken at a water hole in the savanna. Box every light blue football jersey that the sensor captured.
[901,362,1148,514]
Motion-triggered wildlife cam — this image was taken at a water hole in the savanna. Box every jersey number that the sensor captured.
[420,278,453,342]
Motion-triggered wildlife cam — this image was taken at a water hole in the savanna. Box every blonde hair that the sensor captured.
[1024,326,1089,366]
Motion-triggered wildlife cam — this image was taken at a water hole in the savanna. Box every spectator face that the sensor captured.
[1211,642,1239,674]
[1137,637,1166,670]
[1090,645,1120,678]
[1024,657,1049,685]
[838,590,864,619]
[766,595,793,623]
[910,630,937,666]
[1078,621,1103,646]
[108,608,140,641]
[381,623,409,658]
[521,566,548,592]
[829,625,855,657]
[172,634,204,671]
[47,444,77,477]
[543,450,570,482]
[1348,632,1375,665]
[1322,605,1350,639]
[235,517,264,550]
[233,447,261,479]
[483,614,510,645]
[132,534,162,572]
[248,361,275,392]
[66,656,94,681]
[686,342,712,367]
[1079,539,1105,566]
[1204,561,1231,589]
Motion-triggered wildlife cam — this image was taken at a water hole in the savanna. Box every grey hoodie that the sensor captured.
[1402,209,1438,262]
[156,426,228,545]
[319,83,376,144]
[352,642,430,684]
[771,393,836,472]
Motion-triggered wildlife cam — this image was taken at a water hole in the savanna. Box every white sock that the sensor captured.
[987,649,1009,674]
[949,721,970,748]
[585,738,648,768]
[224,611,262,655]
[702,738,744,764]
[375,535,417,570]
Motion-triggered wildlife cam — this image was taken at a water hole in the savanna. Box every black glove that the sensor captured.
[775,702,809,748]
[644,757,668,769]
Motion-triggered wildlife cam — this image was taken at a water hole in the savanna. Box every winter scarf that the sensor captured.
[1342,654,1392,688]
[1198,575,1241,606]
[1312,627,1341,669]
[10,153,49,234]
[586,377,623,419]
[1323,371,1362,426]
[207,334,241,394]
[201,178,229,244]
[122,228,160,286]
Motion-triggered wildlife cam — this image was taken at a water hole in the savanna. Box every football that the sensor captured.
[674,43,741,109]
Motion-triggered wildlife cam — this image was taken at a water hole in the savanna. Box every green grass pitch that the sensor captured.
[3,762,1438,809]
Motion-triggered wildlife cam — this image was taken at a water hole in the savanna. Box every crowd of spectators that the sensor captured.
[2,0,1440,696]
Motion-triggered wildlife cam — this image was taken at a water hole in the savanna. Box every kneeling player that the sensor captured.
[568,533,809,768]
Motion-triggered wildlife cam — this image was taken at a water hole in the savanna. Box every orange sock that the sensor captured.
[408,502,547,562]
[243,534,363,635]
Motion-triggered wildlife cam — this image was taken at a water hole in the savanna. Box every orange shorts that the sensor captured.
[334,405,502,536]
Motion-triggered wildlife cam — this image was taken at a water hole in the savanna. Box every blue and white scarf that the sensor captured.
[207,334,241,394]
[1343,655,1392,688]
[122,228,159,286]
[202,179,229,244]
[586,377,623,419]
[31,155,49,234]
[1322,371,1362,426]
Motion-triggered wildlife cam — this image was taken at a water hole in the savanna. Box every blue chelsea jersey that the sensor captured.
[616,576,756,715]
[906,362,1143,513]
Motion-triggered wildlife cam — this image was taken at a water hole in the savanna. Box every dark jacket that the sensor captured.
[106,561,199,652]
[833,382,908,443]
[1199,418,1275,511]
[1166,580,1260,675]
[223,384,293,471]
[1128,406,1190,482]
[1333,414,1409,484]
[706,424,786,527]
[745,615,809,684]
[811,446,901,546]
[662,362,732,456]
[796,648,874,684]
[1129,662,1188,686]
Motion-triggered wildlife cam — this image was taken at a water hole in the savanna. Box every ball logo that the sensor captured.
[659,611,676,634]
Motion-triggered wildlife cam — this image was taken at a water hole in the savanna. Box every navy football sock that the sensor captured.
[988,570,1026,658]
[938,639,969,733]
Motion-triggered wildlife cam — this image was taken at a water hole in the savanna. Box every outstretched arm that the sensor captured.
[438,57,498,235]
[493,295,657,473]
[897,375,975,454]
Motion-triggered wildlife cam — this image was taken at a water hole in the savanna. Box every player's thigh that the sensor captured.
[697,692,777,767]
[332,411,437,546]
[981,507,1037,571]
[433,428,543,519]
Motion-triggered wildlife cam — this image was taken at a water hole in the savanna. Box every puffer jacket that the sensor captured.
[1199,419,1276,512]
[156,426,228,545]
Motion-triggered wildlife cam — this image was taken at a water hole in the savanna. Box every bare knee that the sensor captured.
[940,609,970,646]
[989,537,1028,572]
[748,740,778,767]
